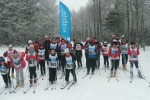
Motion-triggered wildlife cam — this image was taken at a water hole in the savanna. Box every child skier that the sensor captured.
[48,49,58,84]
[25,40,33,54]
[12,50,26,87]
[120,38,128,70]
[49,38,59,52]
[128,42,143,79]
[86,39,98,75]
[58,39,70,77]
[64,48,77,84]
[3,45,14,78]
[109,40,120,77]
[26,44,38,86]
[38,44,46,76]
[84,38,90,68]
[0,56,11,88]
[101,41,109,70]
[73,39,83,69]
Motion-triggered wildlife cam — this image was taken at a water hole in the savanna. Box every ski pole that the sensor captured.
[138,62,146,78]
[61,66,66,87]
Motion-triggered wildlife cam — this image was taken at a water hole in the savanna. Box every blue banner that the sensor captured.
[59,2,71,42]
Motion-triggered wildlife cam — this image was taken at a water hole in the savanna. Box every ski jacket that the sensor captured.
[109,47,120,60]
[128,47,139,62]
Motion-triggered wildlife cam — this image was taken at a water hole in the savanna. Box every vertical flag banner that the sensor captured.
[59,2,71,42]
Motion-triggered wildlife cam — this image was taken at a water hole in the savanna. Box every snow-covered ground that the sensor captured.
[0,46,150,100]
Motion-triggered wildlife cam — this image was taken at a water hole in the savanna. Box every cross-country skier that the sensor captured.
[73,38,83,69]
[0,56,11,88]
[101,41,109,70]
[25,40,33,54]
[48,49,58,84]
[84,38,90,68]
[26,44,38,86]
[43,35,50,65]
[109,40,120,77]
[12,50,26,87]
[49,38,59,52]
[120,38,129,70]
[93,38,101,69]
[128,42,143,79]
[38,44,46,76]
[58,39,70,77]
[3,45,14,78]
[86,39,98,75]
[63,48,77,84]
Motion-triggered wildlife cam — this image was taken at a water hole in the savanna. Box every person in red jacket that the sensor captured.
[128,42,143,79]
[3,44,14,78]
[109,40,120,77]
[26,44,38,86]
[101,41,110,70]
[12,50,26,87]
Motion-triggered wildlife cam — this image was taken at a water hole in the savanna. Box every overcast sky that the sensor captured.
[60,0,89,12]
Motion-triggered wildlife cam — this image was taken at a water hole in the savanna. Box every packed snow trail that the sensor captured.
[0,46,150,100]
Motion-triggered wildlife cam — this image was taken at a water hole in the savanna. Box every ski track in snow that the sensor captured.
[0,47,150,100]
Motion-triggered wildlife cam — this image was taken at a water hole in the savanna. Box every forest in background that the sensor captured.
[0,0,150,46]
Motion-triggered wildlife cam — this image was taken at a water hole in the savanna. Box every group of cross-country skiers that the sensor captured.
[0,34,143,89]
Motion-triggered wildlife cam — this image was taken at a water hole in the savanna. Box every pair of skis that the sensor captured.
[130,75,150,87]
[60,81,76,90]
[23,83,37,94]
[107,76,119,82]
[82,74,93,79]
[9,86,21,94]
[0,87,7,95]
[45,83,56,91]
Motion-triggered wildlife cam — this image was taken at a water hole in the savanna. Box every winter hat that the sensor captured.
[64,48,70,53]
[0,56,5,62]
[45,35,48,38]
[86,38,90,41]
[131,41,135,45]
[122,35,125,38]
[9,44,12,48]
[90,39,95,45]
[28,40,33,44]
[112,39,118,45]
[104,41,107,44]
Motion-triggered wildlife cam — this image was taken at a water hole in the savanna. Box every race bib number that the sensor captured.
[112,49,117,55]
[76,44,82,50]
[50,62,57,66]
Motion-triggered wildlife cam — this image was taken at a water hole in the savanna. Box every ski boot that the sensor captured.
[16,84,20,88]
[130,71,133,79]
[29,80,33,87]
[138,71,143,78]
[92,72,94,75]
[122,65,126,70]
[5,83,8,88]
[11,73,15,78]
[114,70,117,77]
[110,71,114,77]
